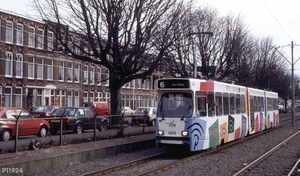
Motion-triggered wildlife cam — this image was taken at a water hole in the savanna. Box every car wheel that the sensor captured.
[50,128,59,135]
[1,129,11,141]
[38,126,48,137]
[74,123,83,134]
[98,121,108,131]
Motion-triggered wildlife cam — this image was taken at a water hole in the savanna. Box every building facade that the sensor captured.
[0,10,158,110]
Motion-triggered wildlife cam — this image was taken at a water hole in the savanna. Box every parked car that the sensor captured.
[131,107,157,126]
[49,107,109,135]
[121,106,135,116]
[30,105,61,118]
[0,107,50,141]
[81,101,110,116]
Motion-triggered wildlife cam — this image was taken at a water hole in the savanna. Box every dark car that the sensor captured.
[49,107,109,135]
[0,107,50,141]
[30,106,61,118]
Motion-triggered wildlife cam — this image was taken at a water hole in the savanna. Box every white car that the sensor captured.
[131,107,157,126]
[121,106,135,116]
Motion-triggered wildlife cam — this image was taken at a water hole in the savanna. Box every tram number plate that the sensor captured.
[168,131,176,135]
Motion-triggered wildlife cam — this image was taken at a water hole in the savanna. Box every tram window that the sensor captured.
[254,96,258,111]
[197,96,207,117]
[236,94,240,114]
[240,95,245,113]
[223,93,229,115]
[215,92,222,116]
[273,98,277,110]
[267,97,271,110]
[208,92,215,117]
[258,97,263,111]
[250,96,254,112]
[230,93,235,114]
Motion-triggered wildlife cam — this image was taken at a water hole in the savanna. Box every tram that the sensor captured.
[155,78,279,151]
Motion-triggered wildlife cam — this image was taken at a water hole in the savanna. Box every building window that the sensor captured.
[15,54,23,78]
[68,36,73,52]
[67,91,73,106]
[105,69,109,86]
[6,21,13,43]
[83,91,88,102]
[47,32,53,51]
[74,63,80,83]
[96,67,102,85]
[36,89,42,106]
[89,92,94,102]
[28,27,35,48]
[5,52,13,77]
[4,87,12,107]
[74,91,80,107]
[59,61,64,82]
[83,65,88,84]
[66,62,73,82]
[0,19,1,41]
[15,87,22,107]
[46,59,53,80]
[37,29,44,49]
[74,38,80,55]
[36,58,44,79]
[28,57,35,79]
[90,66,95,85]
[16,23,23,45]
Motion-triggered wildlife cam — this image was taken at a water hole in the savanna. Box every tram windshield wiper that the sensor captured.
[181,106,191,120]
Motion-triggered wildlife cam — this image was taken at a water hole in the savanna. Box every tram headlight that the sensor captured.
[181,131,188,136]
[158,130,164,136]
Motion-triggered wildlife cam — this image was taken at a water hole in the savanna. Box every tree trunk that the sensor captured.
[109,82,121,115]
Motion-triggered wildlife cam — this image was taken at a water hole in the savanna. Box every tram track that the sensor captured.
[83,115,295,176]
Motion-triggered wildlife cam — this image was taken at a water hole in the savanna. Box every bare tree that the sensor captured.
[29,0,185,115]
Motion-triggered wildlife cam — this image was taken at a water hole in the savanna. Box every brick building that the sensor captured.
[0,9,159,110]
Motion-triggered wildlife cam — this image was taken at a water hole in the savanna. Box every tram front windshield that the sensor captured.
[157,92,193,118]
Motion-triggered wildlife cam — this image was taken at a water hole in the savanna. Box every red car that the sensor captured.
[0,107,50,141]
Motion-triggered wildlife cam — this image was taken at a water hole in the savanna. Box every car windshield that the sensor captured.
[53,108,76,117]
[134,108,150,115]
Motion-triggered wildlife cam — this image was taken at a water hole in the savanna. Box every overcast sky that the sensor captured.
[2,0,300,71]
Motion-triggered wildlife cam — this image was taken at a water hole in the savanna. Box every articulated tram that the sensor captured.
[155,78,279,152]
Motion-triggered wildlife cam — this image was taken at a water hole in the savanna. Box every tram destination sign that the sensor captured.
[158,79,190,89]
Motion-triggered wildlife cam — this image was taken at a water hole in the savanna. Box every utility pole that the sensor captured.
[291,41,295,126]
[186,32,213,78]
[273,41,299,126]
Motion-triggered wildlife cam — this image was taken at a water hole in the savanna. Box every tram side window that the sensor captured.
[215,92,222,116]
[258,97,264,111]
[230,93,235,114]
[236,94,240,114]
[223,93,229,115]
[197,96,207,117]
[250,96,254,112]
[240,95,245,113]
[273,98,277,110]
[208,92,215,117]
[267,97,271,111]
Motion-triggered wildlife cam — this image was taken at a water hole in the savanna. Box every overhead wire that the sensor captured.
[260,0,293,42]
[288,0,300,53]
